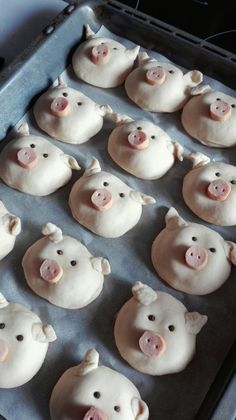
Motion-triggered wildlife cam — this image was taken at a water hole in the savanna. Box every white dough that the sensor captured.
[183,152,236,226]
[181,85,236,147]
[0,200,21,261]
[33,77,112,144]
[115,282,207,375]
[151,207,236,295]
[0,292,56,388]
[50,348,149,420]
[22,223,111,309]
[72,24,140,88]
[0,123,81,196]
[108,113,184,179]
[125,52,203,112]
[69,157,156,238]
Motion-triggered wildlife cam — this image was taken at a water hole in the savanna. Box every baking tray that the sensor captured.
[0,1,236,419]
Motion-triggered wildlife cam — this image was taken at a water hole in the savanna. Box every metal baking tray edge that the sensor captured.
[0,1,236,419]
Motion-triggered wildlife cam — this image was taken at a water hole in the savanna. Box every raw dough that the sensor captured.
[0,200,21,261]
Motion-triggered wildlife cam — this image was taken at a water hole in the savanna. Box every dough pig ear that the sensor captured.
[172,141,184,161]
[90,257,111,275]
[32,323,57,343]
[132,281,157,306]
[95,103,113,117]
[224,241,236,265]
[125,45,140,60]
[131,397,149,420]
[57,76,67,88]
[63,155,81,170]
[85,24,96,39]
[2,215,21,236]
[165,207,188,230]
[84,157,101,177]
[109,112,134,125]
[183,70,203,88]
[185,312,208,335]
[190,84,212,96]
[0,292,8,309]
[42,223,63,243]
[130,191,156,205]
[187,152,210,169]
[76,349,99,376]
[16,122,29,137]
[138,51,152,66]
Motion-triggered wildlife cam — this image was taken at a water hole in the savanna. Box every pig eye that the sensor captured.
[0,323,5,329]
[209,248,216,253]
[77,102,82,106]
[93,391,101,399]
[62,92,68,97]
[103,182,109,187]
[168,325,175,332]
[70,260,77,266]
[119,193,125,198]
[30,144,36,148]
[148,314,156,321]
[43,153,49,158]
[113,47,118,50]
[215,172,221,177]
[16,335,24,341]
[216,98,221,101]
[114,406,121,412]
[169,70,174,74]
[231,104,236,108]
[137,126,142,130]
[192,236,197,241]
[151,135,156,139]
[230,180,236,184]
[57,250,63,255]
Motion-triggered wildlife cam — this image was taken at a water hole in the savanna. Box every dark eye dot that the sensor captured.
[57,250,63,255]
[43,153,48,158]
[70,260,77,266]
[93,391,101,399]
[168,325,175,332]
[215,172,220,177]
[103,182,109,187]
[113,47,118,50]
[192,236,197,241]
[169,70,174,74]
[151,135,155,139]
[148,314,155,321]
[216,98,221,101]
[114,406,120,412]
[119,193,125,198]
[30,144,35,148]
[137,126,142,130]
[0,323,5,329]
[16,335,24,341]
[77,102,82,106]
[62,92,68,97]
[230,180,236,184]
[231,104,236,108]
[209,248,216,253]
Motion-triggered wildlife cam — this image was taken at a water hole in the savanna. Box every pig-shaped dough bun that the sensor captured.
[108,113,184,179]
[151,207,236,295]
[50,348,149,420]
[22,223,111,309]
[69,157,156,238]
[115,282,207,375]
[181,85,236,147]
[33,77,112,144]
[125,52,203,112]
[183,152,236,226]
[0,200,21,261]
[0,123,80,196]
[0,292,56,388]
[72,24,140,88]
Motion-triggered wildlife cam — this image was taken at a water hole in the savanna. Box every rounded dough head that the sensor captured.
[22,233,108,309]
[125,61,191,112]
[0,201,21,260]
[151,215,231,294]
[50,361,148,419]
[108,119,177,179]
[0,135,75,196]
[72,37,139,88]
[115,290,198,375]
[183,161,236,226]
[181,90,236,147]
[34,85,104,144]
